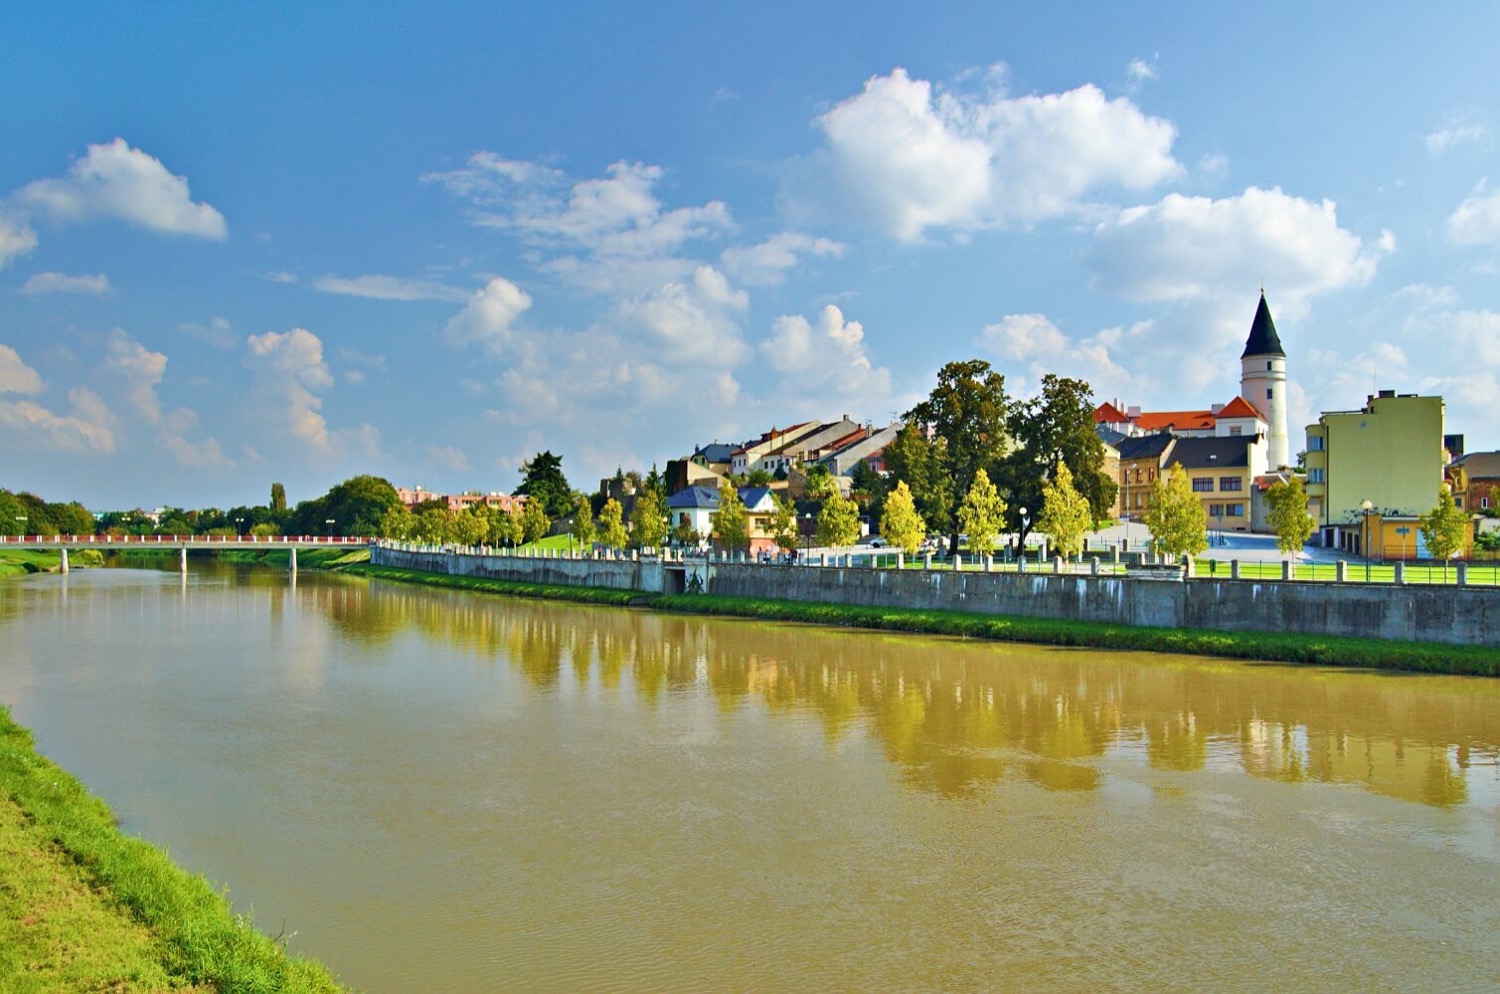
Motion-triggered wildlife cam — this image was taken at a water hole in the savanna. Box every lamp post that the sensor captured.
[1361,499,1374,583]
[802,512,813,563]
[14,515,24,539]
[235,517,244,538]
[326,518,335,538]
[1019,506,1029,565]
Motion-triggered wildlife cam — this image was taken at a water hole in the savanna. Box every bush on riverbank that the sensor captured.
[0,706,346,993]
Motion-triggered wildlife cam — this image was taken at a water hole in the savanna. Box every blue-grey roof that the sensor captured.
[666,485,720,510]
[738,486,775,509]
[693,443,736,463]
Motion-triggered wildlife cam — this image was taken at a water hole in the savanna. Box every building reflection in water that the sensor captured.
[304,579,1500,808]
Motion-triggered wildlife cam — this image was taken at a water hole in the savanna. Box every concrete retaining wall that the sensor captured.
[371,547,1500,647]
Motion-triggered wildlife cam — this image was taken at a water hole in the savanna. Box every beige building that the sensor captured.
[1304,391,1447,557]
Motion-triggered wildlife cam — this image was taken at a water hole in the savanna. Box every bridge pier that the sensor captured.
[60,548,69,574]
[289,547,297,573]
[180,547,188,573]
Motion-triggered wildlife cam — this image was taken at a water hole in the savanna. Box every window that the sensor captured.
[1266,388,1273,400]
[1484,496,1491,510]
[1192,477,1214,493]
[1226,503,1245,517]
[1209,503,1224,517]
[1308,435,1324,451]
[1219,477,1242,491]
[1308,468,1325,484]
[1266,361,1272,371]
[1229,426,1242,436]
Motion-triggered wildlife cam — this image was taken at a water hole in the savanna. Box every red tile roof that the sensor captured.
[1216,396,1264,420]
[1094,401,1129,423]
[1132,409,1216,431]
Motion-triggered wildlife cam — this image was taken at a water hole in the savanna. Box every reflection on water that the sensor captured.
[3,565,1499,994]
[312,579,1500,808]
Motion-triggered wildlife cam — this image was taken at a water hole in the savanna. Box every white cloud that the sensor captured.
[1090,187,1384,309]
[311,273,469,303]
[783,67,1181,240]
[1447,186,1500,245]
[0,343,45,395]
[720,232,845,285]
[1425,112,1488,155]
[444,277,533,351]
[976,313,1137,400]
[17,138,227,239]
[1126,58,1157,85]
[245,328,348,456]
[0,214,37,269]
[760,304,893,415]
[21,272,112,297]
[618,265,749,365]
[101,330,231,468]
[0,387,115,455]
[425,444,471,473]
[178,315,236,349]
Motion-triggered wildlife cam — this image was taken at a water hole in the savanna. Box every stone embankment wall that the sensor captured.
[370,547,1500,648]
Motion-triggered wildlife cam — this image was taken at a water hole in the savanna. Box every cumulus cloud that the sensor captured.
[100,330,231,468]
[0,343,114,453]
[0,343,45,395]
[425,444,471,473]
[311,273,469,302]
[245,328,349,456]
[1447,186,1500,245]
[17,138,226,239]
[444,277,533,351]
[0,214,37,269]
[759,304,893,415]
[720,232,845,285]
[976,313,1138,400]
[783,67,1181,240]
[1090,186,1385,309]
[1126,58,1157,85]
[178,315,236,350]
[21,272,112,297]
[618,265,749,365]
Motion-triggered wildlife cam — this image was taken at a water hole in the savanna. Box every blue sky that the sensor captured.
[4,3,1499,511]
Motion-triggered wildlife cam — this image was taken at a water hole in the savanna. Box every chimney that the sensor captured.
[1127,405,1142,419]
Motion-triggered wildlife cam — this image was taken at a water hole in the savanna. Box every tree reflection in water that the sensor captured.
[312,582,1499,807]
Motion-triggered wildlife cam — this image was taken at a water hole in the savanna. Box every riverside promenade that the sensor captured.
[370,540,1500,649]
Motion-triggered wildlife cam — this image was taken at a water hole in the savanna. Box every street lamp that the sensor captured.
[326,518,335,538]
[802,512,813,563]
[14,515,24,539]
[1018,506,1029,564]
[1361,499,1374,583]
[234,517,244,538]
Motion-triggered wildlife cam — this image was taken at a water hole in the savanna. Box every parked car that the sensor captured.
[868,536,887,548]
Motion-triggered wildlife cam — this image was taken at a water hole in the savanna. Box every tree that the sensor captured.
[1143,465,1208,559]
[671,517,700,548]
[453,507,489,547]
[816,491,861,548]
[570,493,596,550]
[1001,374,1116,534]
[746,467,773,487]
[289,475,402,536]
[1036,460,1092,559]
[711,482,750,553]
[0,491,25,535]
[957,468,1007,557]
[849,460,891,524]
[520,496,552,544]
[768,493,799,554]
[903,359,1009,550]
[629,488,668,550]
[803,463,836,499]
[490,505,524,547]
[1419,485,1470,577]
[1266,477,1316,557]
[48,501,95,536]
[270,482,287,514]
[598,498,627,550]
[415,508,454,543]
[516,451,573,519]
[880,480,926,555]
[378,503,414,539]
[883,421,954,539]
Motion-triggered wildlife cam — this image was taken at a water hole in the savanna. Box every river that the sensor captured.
[1,563,1497,992]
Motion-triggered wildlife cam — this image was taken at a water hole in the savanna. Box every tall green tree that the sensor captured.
[879,480,926,555]
[290,474,401,536]
[816,490,861,548]
[598,498,627,550]
[903,359,1010,551]
[570,492,596,550]
[629,488,668,551]
[490,505,524,547]
[1001,374,1116,535]
[957,468,1007,557]
[453,506,489,546]
[1036,460,1092,559]
[516,451,573,518]
[768,492,799,553]
[1144,466,1208,559]
[849,460,891,524]
[378,503,414,540]
[1419,485,1470,577]
[883,422,954,539]
[48,501,95,536]
[270,482,287,514]
[520,495,551,544]
[0,491,25,535]
[711,482,749,553]
[1265,477,1316,557]
[12,492,57,535]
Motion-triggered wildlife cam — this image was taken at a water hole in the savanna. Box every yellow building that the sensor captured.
[1304,391,1446,557]
[1163,435,1266,534]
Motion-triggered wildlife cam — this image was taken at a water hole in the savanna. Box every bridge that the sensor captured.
[0,534,371,573]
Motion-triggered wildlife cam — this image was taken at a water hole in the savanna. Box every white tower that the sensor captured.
[1240,291,1289,469]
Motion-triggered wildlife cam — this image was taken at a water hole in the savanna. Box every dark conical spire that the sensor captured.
[1241,291,1285,358]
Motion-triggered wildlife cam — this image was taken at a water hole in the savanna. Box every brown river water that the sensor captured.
[1,564,1497,992]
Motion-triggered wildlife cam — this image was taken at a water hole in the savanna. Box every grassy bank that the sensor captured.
[343,562,645,606]
[0,549,59,577]
[0,707,345,993]
[336,563,1499,677]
